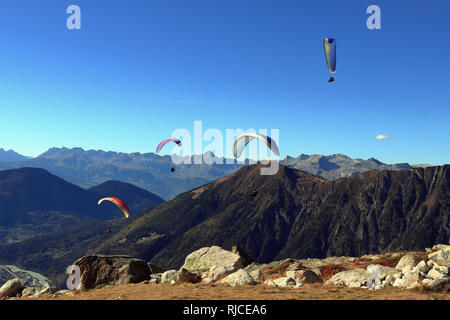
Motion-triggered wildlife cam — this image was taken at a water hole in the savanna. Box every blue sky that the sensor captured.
[0,0,448,164]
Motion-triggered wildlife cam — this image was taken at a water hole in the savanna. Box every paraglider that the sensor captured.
[98,197,130,218]
[323,37,336,82]
[170,167,175,172]
[232,133,280,159]
[156,138,182,154]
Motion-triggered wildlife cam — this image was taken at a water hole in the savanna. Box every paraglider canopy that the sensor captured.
[156,138,182,154]
[98,197,130,218]
[323,37,336,82]
[232,133,280,159]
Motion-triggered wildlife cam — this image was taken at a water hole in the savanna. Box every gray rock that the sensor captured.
[73,254,151,290]
[0,278,22,299]
[244,262,262,273]
[271,276,296,288]
[297,258,327,269]
[322,257,346,265]
[286,262,302,271]
[413,260,430,274]
[428,246,450,267]
[249,269,263,282]
[422,277,450,291]
[395,254,418,273]
[325,269,368,288]
[427,268,446,280]
[220,269,255,286]
[367,264,400,281]
[286,270,322,284]
[393,269,426,289]
[384,274,395,286]
[207,265,235,282]
[182,246,244,272]
[264,279,277,287]
[161,270,178,283]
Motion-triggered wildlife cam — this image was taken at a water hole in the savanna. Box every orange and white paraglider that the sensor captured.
[98,197,130,218]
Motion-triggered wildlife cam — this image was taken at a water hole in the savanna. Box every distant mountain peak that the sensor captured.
[0,148,32,162]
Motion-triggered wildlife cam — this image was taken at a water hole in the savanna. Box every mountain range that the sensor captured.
[0,163,448,287]
[0,147,429,200]
[281,153,413,180]
[0,148,31,162]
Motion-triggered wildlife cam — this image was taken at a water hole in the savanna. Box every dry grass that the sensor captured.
[21,282,450,301]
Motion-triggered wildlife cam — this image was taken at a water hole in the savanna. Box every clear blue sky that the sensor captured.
[0,0,448,164]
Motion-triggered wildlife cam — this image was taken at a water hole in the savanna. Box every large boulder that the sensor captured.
[325,269,368,288]
[73,255,151,290]
[182,246,245,273]
[220,269,255,286]
[395,254,418,273]
[392,268,426,289]
[428,245,450,267]
[366,264,400,281]
[0,265,52,289]
[0,278,22,299]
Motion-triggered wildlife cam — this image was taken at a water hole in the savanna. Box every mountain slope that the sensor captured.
[0,168,164,244]
[135,164,449,268]
[88,180,164,215]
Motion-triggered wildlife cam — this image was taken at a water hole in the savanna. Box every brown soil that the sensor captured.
[21,282,450,300]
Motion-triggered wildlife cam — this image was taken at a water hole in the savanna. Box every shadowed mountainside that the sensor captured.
[0,167,164,244]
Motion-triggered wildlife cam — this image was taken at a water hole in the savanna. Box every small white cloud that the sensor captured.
[375,134,392,140]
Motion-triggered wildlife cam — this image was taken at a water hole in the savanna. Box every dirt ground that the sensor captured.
[23,282,450,300]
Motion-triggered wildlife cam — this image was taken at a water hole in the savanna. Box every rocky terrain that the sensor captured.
[1,244,448,300]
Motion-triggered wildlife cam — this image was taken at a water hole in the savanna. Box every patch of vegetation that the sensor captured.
[320,264,346,281]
